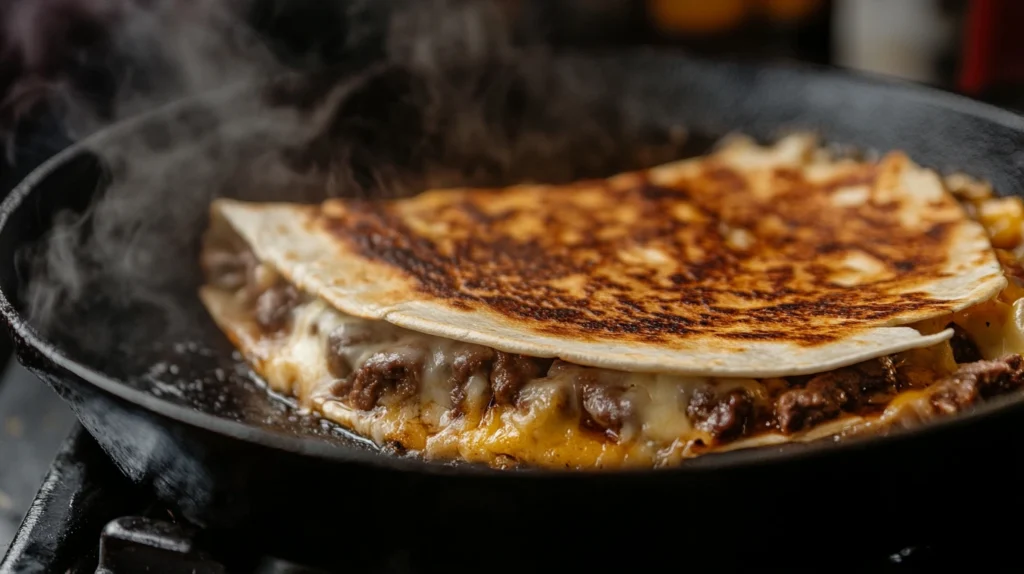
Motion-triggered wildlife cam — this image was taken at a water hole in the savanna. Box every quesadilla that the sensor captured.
[199,134,1024,469]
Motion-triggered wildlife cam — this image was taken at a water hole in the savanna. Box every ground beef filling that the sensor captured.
[680,352,1024,441]
[448,346,496,412]
[299,306,1024,440]
[254,284,301,332]
[580,380,636,436]
[194,217,1024,465]
[330,347,424,410]
[321,330,1024,439]
[219,251,1024,443]
[324,323,390,379]
[490,352,554,405]
[773,357,901,433]
[928,355,1024,414]
[687,388,754,440]
[324,345,554,413]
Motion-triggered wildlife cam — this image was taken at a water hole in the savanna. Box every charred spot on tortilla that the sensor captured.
[308,148,995,357]
[197,133,1024,470]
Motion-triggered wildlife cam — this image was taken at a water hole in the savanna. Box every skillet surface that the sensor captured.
[4,50,1024,567]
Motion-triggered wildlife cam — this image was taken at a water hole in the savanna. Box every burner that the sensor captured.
[0,425,379,573]
[97,516,339,574]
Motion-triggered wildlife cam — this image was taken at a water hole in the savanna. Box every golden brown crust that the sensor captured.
[314,146,999,347]
[196,134,1024,469]
[208,134,1007,377]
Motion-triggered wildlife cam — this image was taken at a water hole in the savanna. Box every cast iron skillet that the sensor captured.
[4,50,1024,570]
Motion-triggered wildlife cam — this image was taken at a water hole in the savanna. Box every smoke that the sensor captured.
[4,0,687,353]
[5,0,305,341]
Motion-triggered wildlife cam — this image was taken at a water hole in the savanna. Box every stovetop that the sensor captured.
[0,359,346,573]
[0,359,76,555]
[2,358,1024,573]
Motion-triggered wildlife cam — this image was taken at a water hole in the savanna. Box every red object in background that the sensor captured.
[958,0,1024,95]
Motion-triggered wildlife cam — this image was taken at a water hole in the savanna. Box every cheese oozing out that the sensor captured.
[198,168,1024,470]
[200,249,1024,469]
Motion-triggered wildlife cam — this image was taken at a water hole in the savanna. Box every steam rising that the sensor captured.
[8,0,685,351]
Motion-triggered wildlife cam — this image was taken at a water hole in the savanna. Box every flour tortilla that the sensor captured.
[205,135,1005,377]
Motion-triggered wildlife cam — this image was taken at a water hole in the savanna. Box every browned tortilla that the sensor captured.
[206,134,1003,377]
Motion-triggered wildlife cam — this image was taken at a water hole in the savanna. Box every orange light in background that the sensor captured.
[646,0,749,34]
[647,0,823,34]
[756,0,823,23]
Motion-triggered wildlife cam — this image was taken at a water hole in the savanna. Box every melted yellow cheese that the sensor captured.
[203,280,1019,469]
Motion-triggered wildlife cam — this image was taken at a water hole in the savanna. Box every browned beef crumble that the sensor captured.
[490,352,553,405]
[226,249,1024,445]
[775,381,846,433]
[448,346,496,411]
[332,347,425,410]
[323,323,390,380]
[580,381,636,435]
[929,355,1024,414]
[775,358,902,433]
[254,284,301,332]
[687,388,754,440]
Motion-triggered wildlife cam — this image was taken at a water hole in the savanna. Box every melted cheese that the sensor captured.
[197,141,1024,469]
[203,277,1023,469]
[950,298,1024,359]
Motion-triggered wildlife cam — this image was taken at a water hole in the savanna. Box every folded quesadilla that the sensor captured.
[199,134,1024,469]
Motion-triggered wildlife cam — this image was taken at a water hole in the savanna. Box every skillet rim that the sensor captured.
[3,48,1024,477]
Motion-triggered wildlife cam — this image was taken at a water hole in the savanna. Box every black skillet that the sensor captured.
[3,50,1024,571]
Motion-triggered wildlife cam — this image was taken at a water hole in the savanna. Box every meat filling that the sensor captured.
[324,323,395,380]
[331,347,425,410]
[687,388,754,440]
[775,358,900,433]
[490,352,553,405]
[448,346,496,412]
[929,355,1024,414]
[254,284,301,332]
[775,382,846,434]
[580,381,636,435]
[212,245,1024,450]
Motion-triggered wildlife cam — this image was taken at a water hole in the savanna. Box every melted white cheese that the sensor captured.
[255,294,778,459]
[229,282,1017,468]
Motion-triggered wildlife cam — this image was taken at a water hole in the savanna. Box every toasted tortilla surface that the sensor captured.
[197,135,1024,469]
[209,134,1004,377]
